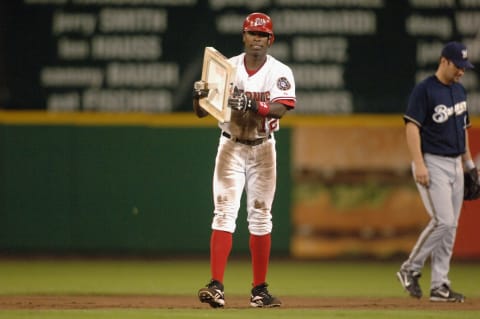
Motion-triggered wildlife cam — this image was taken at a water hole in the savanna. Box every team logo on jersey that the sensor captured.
[432,102,467,123]
[432,105,450,123]
[277,77,291,91]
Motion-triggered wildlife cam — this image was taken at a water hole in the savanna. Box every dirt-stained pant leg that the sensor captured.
[211,136,276,235]
[212,136,245,233]
[246,139,276,236]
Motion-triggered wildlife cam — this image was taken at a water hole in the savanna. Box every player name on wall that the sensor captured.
[4,0,480,113]
[407,0,480,114]
[25,0,182,112]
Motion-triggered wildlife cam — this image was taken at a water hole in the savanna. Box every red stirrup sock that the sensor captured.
[210,230,233,283]
[250,233,271,287]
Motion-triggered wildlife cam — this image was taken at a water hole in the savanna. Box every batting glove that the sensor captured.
[227,87,270,116]
[228,92,253,112]
[228,94,271,117]
[193,80,209,99]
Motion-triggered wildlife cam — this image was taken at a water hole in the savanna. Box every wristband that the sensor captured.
[256,101,270,116]
[464,159,476,170]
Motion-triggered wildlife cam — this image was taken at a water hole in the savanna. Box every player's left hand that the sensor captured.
[464,167,480,200]
[228,86,256,112]
[228,92,255,112]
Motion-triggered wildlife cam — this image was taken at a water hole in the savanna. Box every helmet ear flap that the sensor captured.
[268,34,275,46]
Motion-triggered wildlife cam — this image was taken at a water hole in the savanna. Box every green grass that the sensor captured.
[0,259,479,319]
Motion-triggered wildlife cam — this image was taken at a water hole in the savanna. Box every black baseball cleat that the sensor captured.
[198,280,225,308]
[396,269,422,299]
[250,283,282,308]
[430,284,465,303]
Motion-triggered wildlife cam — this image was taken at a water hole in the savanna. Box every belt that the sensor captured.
[222,131,271,146]
[427,152,461,158]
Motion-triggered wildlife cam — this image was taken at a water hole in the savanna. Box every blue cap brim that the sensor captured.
[453,59,475,69]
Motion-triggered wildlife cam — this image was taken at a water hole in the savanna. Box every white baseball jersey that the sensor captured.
[211,53,295,236]
[219,53,296,140]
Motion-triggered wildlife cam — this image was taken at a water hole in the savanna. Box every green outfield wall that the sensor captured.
[0,112,292,255]
[4,112,479,259]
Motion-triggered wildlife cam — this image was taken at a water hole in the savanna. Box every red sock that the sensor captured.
[210,230,232,283]
[250,234,271,287]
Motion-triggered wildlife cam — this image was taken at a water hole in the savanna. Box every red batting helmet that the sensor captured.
[242,12,275,44]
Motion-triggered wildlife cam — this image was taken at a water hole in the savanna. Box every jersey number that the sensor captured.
[261,118,279,132]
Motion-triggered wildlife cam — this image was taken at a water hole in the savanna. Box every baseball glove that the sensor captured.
[464,168,480,200]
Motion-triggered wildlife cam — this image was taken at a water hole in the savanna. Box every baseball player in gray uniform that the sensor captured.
[397,41,475,302]
[192,13,296,308]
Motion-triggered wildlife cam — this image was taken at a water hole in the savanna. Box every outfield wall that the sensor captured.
[1,112,479,259]
[0,112,291,255]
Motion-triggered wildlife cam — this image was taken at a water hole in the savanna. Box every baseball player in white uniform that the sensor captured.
[192,12,295,308]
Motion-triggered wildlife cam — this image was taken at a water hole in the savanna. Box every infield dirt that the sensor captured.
[0,295,479,310]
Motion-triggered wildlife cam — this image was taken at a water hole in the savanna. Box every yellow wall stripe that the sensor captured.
[1,111,479,127]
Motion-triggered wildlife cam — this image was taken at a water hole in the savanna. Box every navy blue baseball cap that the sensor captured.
[441,41,474,69]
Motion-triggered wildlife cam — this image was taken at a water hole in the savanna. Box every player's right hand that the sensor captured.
[193,81,209,99]
[414,163,429,188]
